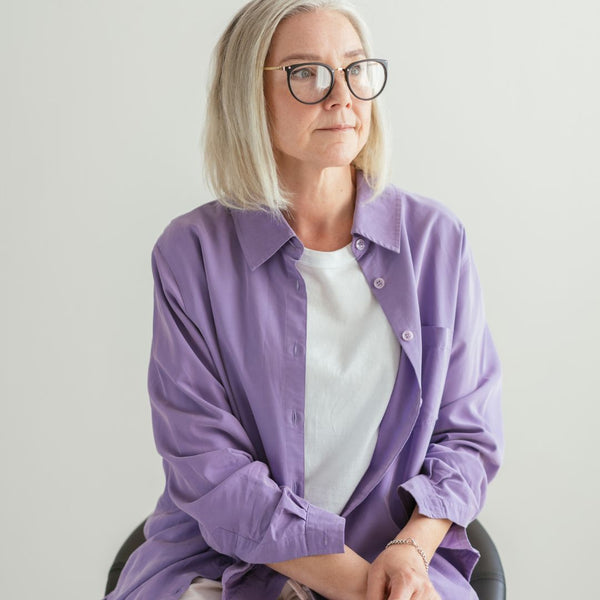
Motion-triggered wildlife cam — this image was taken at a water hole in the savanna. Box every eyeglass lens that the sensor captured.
[288,60,386,104]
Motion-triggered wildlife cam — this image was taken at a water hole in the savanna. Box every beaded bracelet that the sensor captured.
[385,537,430,573]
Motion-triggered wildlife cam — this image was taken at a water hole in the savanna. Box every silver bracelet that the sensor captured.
[385,537,430,573]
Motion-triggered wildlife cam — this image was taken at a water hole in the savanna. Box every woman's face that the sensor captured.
[264,10,372,176]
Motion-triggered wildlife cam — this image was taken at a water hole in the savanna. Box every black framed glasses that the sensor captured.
[264,58,388,105]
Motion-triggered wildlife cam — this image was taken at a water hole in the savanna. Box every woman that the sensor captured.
[105,1,502,599]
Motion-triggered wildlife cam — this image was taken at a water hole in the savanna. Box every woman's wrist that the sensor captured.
[267,545,369,600]
[385,537,430,572]
[395,507,453,562]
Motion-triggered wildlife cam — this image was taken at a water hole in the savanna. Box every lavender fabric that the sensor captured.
[105,172,503,600]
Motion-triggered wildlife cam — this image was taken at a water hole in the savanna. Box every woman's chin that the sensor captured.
[311,148,363,170]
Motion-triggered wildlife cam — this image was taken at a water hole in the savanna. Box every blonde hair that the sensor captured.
[204,0,389,211]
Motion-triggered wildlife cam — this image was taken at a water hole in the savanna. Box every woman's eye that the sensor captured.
[348,64,363,77]
[291,67,314,80]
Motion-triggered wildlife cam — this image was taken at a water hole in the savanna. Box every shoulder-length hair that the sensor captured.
[204,0,389,211]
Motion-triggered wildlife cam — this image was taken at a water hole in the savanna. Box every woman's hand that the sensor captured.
[366,543,440,600]
[365,507,451,600]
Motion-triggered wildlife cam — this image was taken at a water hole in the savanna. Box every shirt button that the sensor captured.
[293,342,304,356]
[296,279,301,292]
[355,238,366,251]
[402,330,414,342]
[373,277,385,289]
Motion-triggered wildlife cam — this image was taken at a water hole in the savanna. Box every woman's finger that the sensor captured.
[386,572,437,600]
[365,566,388,600]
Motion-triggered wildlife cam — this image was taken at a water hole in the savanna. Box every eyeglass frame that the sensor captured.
[263,58,388,105]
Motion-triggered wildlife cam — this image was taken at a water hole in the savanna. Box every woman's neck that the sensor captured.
[281,165,356,251]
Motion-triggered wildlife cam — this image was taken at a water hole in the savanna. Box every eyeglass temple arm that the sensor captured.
[263,65,359,73]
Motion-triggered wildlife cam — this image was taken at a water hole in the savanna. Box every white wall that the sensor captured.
[1,1,598,598]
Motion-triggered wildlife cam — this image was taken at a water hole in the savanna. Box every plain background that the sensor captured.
[1,1,599,598]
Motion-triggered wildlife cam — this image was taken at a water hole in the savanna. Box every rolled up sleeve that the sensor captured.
[148,243,345,564]
[401,230,503,528]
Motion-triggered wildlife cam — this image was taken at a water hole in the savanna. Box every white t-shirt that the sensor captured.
[296,243,401,515]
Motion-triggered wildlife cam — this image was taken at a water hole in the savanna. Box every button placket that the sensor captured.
[283,256,307,499]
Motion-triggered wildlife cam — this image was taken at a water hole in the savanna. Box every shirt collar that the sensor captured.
[231,206,298,271]
[351,171,402,254]
[232,171,401,270]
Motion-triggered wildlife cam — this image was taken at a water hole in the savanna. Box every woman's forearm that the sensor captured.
[267,544,370,600]
[267,509,451,600]
[392,507,452,561]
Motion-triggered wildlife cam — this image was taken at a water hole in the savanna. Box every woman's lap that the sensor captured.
[177,577,223,600]
[177,577,317,600]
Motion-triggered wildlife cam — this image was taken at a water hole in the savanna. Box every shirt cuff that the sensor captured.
[304,503,346,556]
[399,475,476,528]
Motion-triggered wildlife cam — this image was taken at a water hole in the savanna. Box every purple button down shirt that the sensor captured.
[105,173,503,600]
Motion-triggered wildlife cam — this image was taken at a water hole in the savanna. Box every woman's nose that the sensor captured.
[325,69,352,108]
